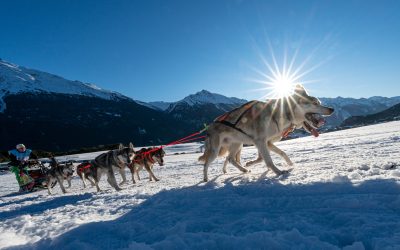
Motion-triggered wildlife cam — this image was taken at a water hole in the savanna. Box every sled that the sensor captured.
[15,160,55,192]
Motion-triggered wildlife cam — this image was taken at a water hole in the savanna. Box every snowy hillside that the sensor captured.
[0,59,126,112]
[1,121,400,249]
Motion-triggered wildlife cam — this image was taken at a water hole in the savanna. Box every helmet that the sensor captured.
[16,144,26,151]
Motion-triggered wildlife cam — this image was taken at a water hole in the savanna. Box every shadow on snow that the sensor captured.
[8,178,400,250]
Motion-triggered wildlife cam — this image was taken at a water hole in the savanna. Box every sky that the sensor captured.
[0,0,399,102]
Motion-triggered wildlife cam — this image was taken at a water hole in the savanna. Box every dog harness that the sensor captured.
[214,100,296,139]
[214,101,257,140]
[77,162,92,173]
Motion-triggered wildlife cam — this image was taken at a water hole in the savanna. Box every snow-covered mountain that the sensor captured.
[165,90,247,128]
[319,96,400,127]
[0,59,191,151]
[170,89,246,108]
[147,90,400,130]
[0,59,126,112]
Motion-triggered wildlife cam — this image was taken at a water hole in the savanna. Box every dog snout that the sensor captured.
[328,107,334,115]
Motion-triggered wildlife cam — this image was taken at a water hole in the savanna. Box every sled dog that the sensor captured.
[127,147,165,184]
[46,157,74,194]
[90,143,135,192]
[199,84,334,181]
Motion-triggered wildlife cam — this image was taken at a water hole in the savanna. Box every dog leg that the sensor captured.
[245,155,263,167]
[119,167,127,185]
[255,140,284,176]
[268,142,293,166]
[228,143,248,173]
[57,177,67,194]
[86,175,96,187]
[107,168,122,191]
[94,171,102,192]
[136,170,141,180]
[203,135,221,182]
[128,165,136,184]
[67,178,72,188]
[80,173,87,188]
[47,178,53,195]
[222,158,229,174]
[144,163,159,182]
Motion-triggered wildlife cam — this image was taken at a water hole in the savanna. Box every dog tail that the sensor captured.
[198,134,227,163]
[198,135,210,163]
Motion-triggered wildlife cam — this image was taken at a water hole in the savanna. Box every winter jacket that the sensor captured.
[8,149,36,186]
[8,149,37,166]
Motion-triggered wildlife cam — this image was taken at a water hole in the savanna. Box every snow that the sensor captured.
[0,59,127,112]
[1,121,400,249]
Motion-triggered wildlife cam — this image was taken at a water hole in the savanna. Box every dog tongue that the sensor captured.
[311,128,319,137]
[318,117,325,127]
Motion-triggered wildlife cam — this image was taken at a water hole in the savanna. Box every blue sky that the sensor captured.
[0,0,399,101]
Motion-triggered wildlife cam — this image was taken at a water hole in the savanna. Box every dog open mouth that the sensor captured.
[304,113,326,137]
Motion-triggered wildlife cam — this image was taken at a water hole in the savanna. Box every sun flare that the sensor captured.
[270,74,296,98]
[248,41,325,101]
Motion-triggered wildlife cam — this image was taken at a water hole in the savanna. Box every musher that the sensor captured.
[8,144,38,192]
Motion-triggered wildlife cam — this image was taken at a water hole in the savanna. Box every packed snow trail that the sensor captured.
[1,122,400,249]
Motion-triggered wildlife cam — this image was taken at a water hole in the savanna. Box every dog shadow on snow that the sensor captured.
[0,193,93,220]
[10,176,400,250]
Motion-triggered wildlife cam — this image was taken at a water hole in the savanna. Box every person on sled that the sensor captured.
[8,144,38,192]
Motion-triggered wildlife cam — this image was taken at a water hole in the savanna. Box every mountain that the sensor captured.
[0,59,190,151]
[165,90,248,128]
[150,91,400,131]
[341,103,400,128]
[0,60,126,112]
[148,101,173,111]
[318,96,400,128]
[2,58,399,151]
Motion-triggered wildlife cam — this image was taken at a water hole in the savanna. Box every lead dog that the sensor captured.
[199,84,334,181]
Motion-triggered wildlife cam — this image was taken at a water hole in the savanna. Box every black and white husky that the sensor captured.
[87,143,135,192]
[46,157,74,195]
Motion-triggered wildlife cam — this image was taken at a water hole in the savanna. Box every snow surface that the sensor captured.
[1,121,400,249]
[0,59,126,112]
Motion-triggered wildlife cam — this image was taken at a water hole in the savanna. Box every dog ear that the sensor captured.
[294,84,305,94]
[118,143,124,150]
[129,142,134,149]
[293,84,309,99]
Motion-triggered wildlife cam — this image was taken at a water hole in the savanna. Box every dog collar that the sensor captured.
[282,125,296,138]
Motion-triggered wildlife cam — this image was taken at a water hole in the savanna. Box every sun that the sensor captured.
[248,41,325,100]
[271,73,296,98]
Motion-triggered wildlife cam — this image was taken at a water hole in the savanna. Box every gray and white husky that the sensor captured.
[90,143,135,192]
[46,157,74,195]
[199,84,334,182]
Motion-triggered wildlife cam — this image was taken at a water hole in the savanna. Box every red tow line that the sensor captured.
[138,129,207,158]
